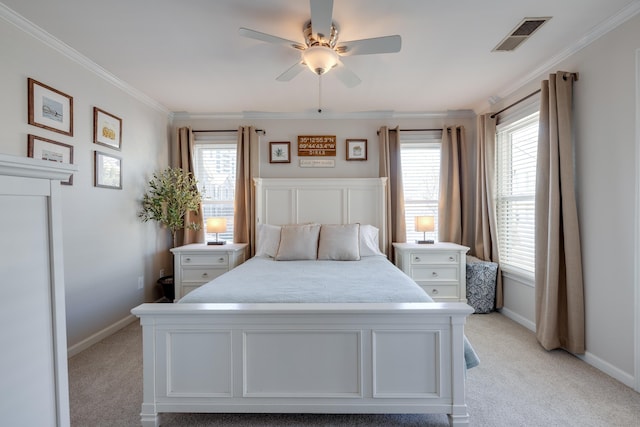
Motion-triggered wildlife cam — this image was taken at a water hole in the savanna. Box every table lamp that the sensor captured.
[415,216,434,244]
[206,217,227,245]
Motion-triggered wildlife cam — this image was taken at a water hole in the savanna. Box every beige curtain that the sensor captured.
[174,127,204,245]
[233,126,259,256]
[438,126,474,248]
[535,72,584,354]
[378,126,406,257]
[474,115,503,308]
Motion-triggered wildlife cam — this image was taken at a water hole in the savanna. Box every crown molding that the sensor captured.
[492,1,640,106]
[0,3,170,116]
[171,109,475,121]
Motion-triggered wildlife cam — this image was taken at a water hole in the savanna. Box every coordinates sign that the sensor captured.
[297,135,336,157]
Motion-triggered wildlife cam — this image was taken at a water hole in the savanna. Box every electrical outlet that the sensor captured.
[138,276,144,290]
[159,269,165,278]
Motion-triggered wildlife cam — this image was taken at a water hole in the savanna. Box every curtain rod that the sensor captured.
[377,128,443,135]
[193,129,265,134]
[490,72,579,119]
[489,90,541,119]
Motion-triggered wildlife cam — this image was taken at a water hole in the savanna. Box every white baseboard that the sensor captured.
[578,352,636,389]
[67,314,138,358]
[499,307,536,332]
[498,309,636,388]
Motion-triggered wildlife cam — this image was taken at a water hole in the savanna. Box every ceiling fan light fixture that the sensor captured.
[302,45,339,75]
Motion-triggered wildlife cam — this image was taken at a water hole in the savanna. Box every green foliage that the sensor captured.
[138,167,202,247]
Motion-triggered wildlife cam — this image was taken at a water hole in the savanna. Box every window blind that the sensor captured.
[400,139,441,243]
[192,140,236,242]
[495,112,539,274]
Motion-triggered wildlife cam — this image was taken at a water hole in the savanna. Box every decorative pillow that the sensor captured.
[317,224,361,261]
[255,223,282,258]
[275,224,321,261]
[359,224,384,256]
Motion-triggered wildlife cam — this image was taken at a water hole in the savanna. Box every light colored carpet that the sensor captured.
[68,312,640,426]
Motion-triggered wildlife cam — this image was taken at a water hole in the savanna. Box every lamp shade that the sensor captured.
[206,217,227,234]
[302,45,339,76]
[415,216,435,233]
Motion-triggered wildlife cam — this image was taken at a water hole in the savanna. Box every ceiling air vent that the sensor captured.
[492,17,551,52]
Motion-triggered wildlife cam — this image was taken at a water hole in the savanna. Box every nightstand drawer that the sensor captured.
[410,252,459,264]
[411,266,459,282]
[420,284,459,299]
[181,254,229,266]
[182,268,226,282]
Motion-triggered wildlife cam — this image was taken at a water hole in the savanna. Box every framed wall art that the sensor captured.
[93,107,122,150]
[94,151,122,189]
[28,78,73,136]
[269,141,291,163]
[346,139,367,161]
[27,134,74,185]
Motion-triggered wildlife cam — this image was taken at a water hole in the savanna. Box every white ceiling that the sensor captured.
[3,0,639,116]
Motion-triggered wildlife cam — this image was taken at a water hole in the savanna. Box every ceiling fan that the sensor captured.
[238,0,401,89]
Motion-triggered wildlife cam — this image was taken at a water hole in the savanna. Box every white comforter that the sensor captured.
[179,255,431,304]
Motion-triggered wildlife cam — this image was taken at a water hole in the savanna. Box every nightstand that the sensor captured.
[170,243,248,300]
[393,242,469,302]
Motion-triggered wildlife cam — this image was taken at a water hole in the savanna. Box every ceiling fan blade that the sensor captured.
[276,61,306,82]
[333,60,361,88]
[238,27,305,50]
[337,35,402,56]
[310,0,333,40]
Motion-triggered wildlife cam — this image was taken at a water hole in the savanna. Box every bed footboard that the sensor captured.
[131,302,473,427]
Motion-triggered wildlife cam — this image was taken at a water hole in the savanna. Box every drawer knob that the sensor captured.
[202,272,208,277]
[449,256,455,261]
[185,257,191,263]
[431,271,438,277]
[414,256,421,262]
[432,289,439,294]
[218,257,225,262]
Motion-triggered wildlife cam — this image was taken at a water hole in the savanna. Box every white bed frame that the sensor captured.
[132,178,473,426]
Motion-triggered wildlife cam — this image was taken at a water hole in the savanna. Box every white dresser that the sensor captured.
[170,243,248,299]
[0,154,76,426]
[393,242,469,302]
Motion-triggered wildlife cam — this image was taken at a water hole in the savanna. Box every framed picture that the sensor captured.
[94,151,122,189]
[93,107,122,150]
[346,139,367,161]
[28,78,73,136]
[27,134,74,185]
[269,141,291,163]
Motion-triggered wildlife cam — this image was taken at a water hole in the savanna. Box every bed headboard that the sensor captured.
[254,178,388,252]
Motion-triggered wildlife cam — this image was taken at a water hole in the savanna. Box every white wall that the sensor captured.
[491,14,640,387]
[0,16,172,351]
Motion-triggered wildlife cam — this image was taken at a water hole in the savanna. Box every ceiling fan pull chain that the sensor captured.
[318,76,322,113]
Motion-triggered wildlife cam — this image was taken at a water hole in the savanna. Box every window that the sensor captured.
[400,133,441,243]
[495,111,539,275]
[192,136,236,242]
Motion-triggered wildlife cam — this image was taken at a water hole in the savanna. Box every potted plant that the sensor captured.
[139,167,202,301]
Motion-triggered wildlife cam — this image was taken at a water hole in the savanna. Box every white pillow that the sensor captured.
[359,224,384,257]
[275,224,321,261]
[255,223,281,258]
[318,224,361,261]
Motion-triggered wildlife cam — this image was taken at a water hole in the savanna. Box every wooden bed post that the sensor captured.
[139,318,160,427]
[448,315,470,426]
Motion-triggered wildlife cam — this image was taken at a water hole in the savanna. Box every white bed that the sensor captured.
[132,178,475,426]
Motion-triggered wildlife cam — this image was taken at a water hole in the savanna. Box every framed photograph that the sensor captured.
[27,134,74,185]
[28,78,73,136]
[269,141,291,163]
[346,139,367,161]
[94,151,122,189]
[94,107,122,150]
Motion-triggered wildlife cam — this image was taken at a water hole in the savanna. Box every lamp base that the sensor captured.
[207,241,226,245]
[416,239,434,244]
